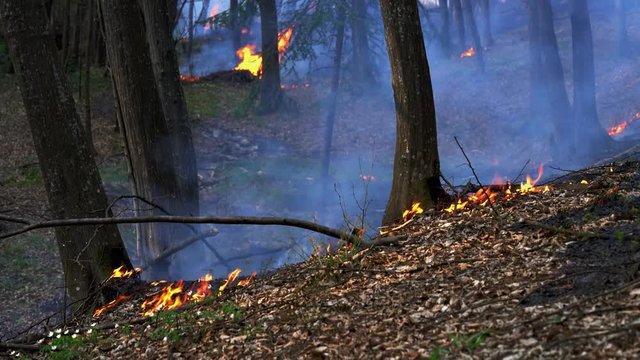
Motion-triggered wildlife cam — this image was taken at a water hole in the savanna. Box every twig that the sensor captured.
[142,229,220,270]
[512,159,531,184]
[0,214,363,245]
[0,342,41,351]
[454,136,501,218]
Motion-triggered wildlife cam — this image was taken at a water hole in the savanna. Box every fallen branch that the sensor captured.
[142,229,220,270]
[0,214,363,245]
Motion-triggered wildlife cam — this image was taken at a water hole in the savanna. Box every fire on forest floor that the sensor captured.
[5,160,640,359]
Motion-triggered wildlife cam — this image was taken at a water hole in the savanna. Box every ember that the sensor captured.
[180,74,201,82]
[460,47,476,58]
[608,112,640,136]
[234,27,294,78]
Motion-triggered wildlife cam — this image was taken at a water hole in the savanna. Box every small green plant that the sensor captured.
[615,230,625,241]
[151,327,181,342]
[221,301,244,320]
[41,334,85,360]
[120,324,131,335]
[582,212,595,222]
[433,329,491,356]
[16,164,42,186]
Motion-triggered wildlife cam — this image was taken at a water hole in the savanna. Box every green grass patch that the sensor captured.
[184,82,251,119]
[14,164,42,186]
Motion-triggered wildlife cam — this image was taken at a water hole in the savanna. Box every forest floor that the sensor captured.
[3,4,640,358]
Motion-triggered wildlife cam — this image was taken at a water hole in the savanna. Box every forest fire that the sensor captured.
[459,47,476,58]
[107,265,141,280]
[93,268,257,318]
[608,112,640,136]
[234,27,294,78]
[203,1,220,30]
[179,74,201,82]
[444,165,550,213]
[402,202,424,222]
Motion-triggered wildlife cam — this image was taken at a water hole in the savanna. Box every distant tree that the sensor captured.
[350,0,376,87]
[460,0,484,72]
[480,0,493,46]
[1,0,131,303]
[230,0,242,51]
[571,0,611,158]
[379,0,445,226]
[257,0,283,114]
[527,0,549,135]
[439,0,451,56]
[529,0,574,160]
[449,0,466,52]
[99,0,202,278]
[187,0,195,75]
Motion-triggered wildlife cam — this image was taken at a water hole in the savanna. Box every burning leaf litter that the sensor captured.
[234,27,294,78]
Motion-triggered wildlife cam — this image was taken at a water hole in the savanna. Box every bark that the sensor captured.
[571,0,611,157]
[449,0,466,52]
[616,0,629,57]
[350,0,375,87]
[139,0,200,219]
[538,0,574,158]
[460,0,484,72]
[0,0,131,303]
[257,0,282,114]
[167,0,178,29]
[84,0,96,155]
[527,0,549,134]
[230,0,241,52]
[379,0,445,226]
[99,0,195,278]
[480,0,493,46]
[440,0,451,56]
[322,3,346,178]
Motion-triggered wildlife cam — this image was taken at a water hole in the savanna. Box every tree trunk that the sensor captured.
[461,0,484,72]
[139,0,200,218]
[257,0,282,114]
[167,0,178,30]
[449,0,466,52]
[350,0,375,88]
[440,0,451,56]
[0,0,131,304]
[230,0,241,52]
[538,0,574,159]
[84,0,96,155]
[99,0,195,279]
[187,0,195,75]
[321,2,346,178]
[527,0,550,135]
[571,0,611,158]
[480,0,493,46]
[616,0,629,57]
[379,0,445,226]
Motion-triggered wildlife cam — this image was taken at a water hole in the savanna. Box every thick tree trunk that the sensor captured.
[139,0,200,219]
[440,0,451,56]
[0,0,131,303]
[449,0,466,52]
[257,0,282,114]
[99,0,196,279]
[167,0,178,30]
[461,0,484,72]
[322,3,346,178]
[571,0,611,158]
[616,0,629,57]
[379,0,445,226]
[527,0,550,135]
[350,0,375,88]
[83,0,96,155]
[230,0,241,52]
[537,0,574,159]
[480,0,493,46]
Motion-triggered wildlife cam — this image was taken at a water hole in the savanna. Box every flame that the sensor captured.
[241,27,249,34]
[180,74,201,82]
[218,269,242,296]
[107,266,141,281]
[460,47,476,58]
[141,280,185,316]
[444,199,469,213]
[234,27,294,78]
[518,164,544,194]
[189,273,213,302]
[608,112,640,136]
[238,272,257,287]
[402,202,424,222]
[93,295,130,317]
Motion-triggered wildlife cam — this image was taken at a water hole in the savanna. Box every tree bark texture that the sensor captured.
[99,0,199,278]
[257,0,282,114]
[139,0,200,218]
[480,0,493,46]
[449,0,466,52]
[527,0,550,135]
[0,0,131,303]
[379,0,445,226]
[230,0,242,51]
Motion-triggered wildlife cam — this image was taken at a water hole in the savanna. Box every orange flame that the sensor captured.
[180,74,201,82]
[444,199,469,213]
[234,27,294,78]
[218,268,242,296]
[93,295,130,317]
[204,1,220,30]
[402,202,424,222]
[107,266,141,281]
[238,272,257,287]
[141,280,185,316]
[460,47,476,58]
[189,273,213,302]
[608,112,640,136]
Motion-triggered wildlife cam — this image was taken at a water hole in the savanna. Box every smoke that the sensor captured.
[145,0,640,279]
